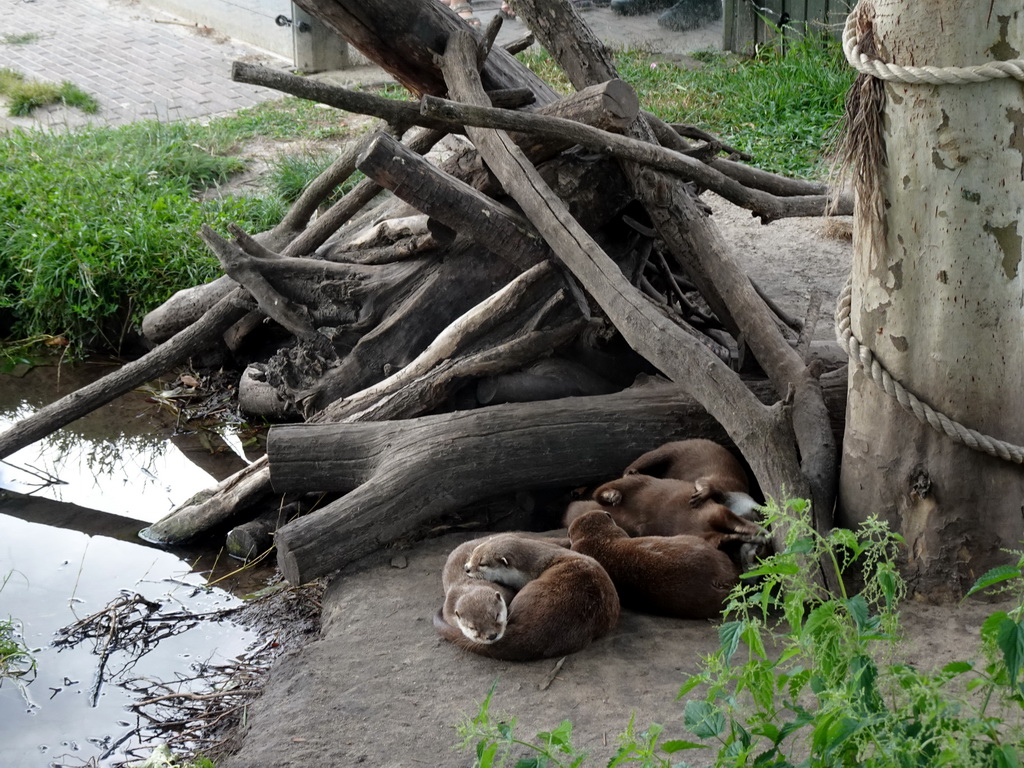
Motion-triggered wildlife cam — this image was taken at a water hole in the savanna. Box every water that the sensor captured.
[0,362,270,767]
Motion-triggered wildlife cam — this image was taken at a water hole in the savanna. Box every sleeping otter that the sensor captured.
[623,439,758,513]
[568,510,740,619]
[434,534,619,661]
[440,537,516,644]
[565,473,767,547]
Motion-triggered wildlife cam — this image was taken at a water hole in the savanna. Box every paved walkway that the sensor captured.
[0,0,722,131]
[0,0,292,130]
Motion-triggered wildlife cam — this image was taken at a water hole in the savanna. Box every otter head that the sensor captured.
[568,509,627,544]
[453,589,508,644]
[464,535,532,589]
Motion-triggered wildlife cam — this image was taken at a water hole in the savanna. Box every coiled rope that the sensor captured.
[835,2,1024,464]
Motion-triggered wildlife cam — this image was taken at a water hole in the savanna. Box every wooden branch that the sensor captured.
[419,95,842,222]
[200,226,323,345]
[314,260,562,421]
[291,0,560,101]
[435,30,804,499]
[357,131,550,270]
[512,0,836,538]
[275,127,381,235]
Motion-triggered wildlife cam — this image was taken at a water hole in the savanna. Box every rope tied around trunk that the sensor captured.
[834,277,1024,465]
[842,4,1024,85]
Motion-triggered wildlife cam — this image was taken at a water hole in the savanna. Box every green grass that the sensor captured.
[0,67,98,117]
[268,151,365,207]
[0,123,283,352]
[1,32,41,46]
[519,31,854,179]
[0,97,377,356]
[1,573,36,685]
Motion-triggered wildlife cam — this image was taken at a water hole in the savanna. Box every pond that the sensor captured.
[0,362,273,768]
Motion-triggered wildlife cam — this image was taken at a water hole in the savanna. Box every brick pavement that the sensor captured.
[0,0,290,130]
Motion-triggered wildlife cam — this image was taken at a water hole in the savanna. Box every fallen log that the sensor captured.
[270,368,849,584]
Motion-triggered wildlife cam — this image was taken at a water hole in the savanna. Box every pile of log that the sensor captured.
[0,0,852,586]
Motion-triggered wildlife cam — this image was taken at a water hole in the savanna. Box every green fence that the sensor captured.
[723,0,853,54]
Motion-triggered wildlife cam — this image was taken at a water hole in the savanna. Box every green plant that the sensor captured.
[0,67,98,116]
[268,151,365,207]
[677,499,1023,767]
[0,572,36,685]
[0,122,284,353]
[1,32,41,45]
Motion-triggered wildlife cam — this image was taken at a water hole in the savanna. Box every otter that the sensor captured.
[568,510,740,619]
[434,534,620,661]
[564,473,767,547]
[622,439,758,514]
[440,537,517,644]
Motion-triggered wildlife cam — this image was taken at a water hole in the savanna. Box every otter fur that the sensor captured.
[441,538,516,644]
[568,510,740,619]
[434,534,619,661]
[623,439,758,514]
[563,473,768,548]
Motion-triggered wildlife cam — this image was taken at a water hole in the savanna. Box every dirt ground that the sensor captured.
[220,534,1006,768]
[213,203,1003,767]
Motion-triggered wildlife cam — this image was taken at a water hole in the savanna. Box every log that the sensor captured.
[436,29,806,507]
[270,369,850,584]
[357,131,549,270]
[292,0,560,101]
[231,61,536,134]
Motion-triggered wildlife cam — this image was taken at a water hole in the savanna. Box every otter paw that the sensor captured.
[596,488,622,505]
[690,479,711,507]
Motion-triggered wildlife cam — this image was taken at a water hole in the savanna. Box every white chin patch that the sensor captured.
[724,492,761,518]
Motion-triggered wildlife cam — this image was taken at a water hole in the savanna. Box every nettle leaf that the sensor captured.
[982,611,1011,643]
[941,660,973,676]
[684,700,726,739]
[537,720,573,751]
[661,740,708,753]
[996,616,1024,691]
[785,537,815,555]
[844,594,870,631]
[720,621,743,661]
[966,564,1022,598]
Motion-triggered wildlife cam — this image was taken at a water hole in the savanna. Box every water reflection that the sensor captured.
[0,363,269,767]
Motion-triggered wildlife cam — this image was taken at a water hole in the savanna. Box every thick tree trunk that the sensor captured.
[839,0,1024,598]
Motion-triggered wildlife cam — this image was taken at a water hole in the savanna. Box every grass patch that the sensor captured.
[268,151,365,207]
[0,97,375,356]
[519,32,853,179]
[0,67,99,117]
[1,32,41,45]
[0,122,285,353]
[1,572,36,685]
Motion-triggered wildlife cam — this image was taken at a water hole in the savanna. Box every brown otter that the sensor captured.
[568,510,740,619]
[440,537,517,644]
[434,534,620,661]
[622,439,757,512]
[564,473,767,547]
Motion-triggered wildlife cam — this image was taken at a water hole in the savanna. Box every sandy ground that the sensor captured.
[214,204,1002,767]
[221,532,1008,768]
